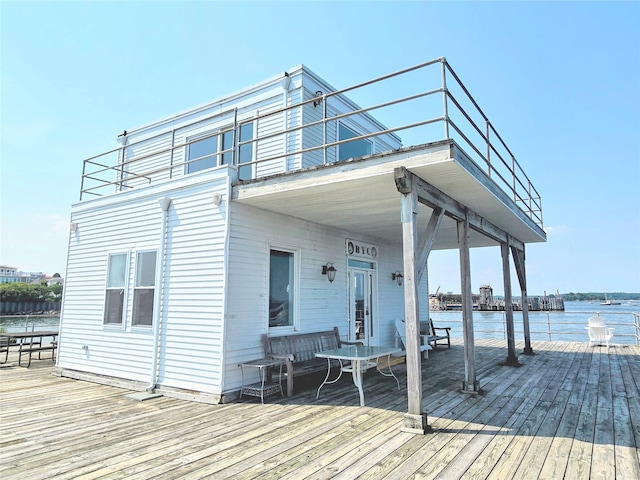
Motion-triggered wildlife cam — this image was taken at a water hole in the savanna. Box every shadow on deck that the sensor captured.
[1,339,638,479]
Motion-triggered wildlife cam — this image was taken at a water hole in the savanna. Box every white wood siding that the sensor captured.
[122,132,173,189]
[60,175,230,395]
[114,68,400,190]
[61,198,170,381]
[157,182,229,393]
[255,102,286,178]
[223,203,410,393]
[122,89,286,184]
[286,88,303,171]
[300,89,327,168]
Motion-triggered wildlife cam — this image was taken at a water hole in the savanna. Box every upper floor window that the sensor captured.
[132,250,157,327]
[186,134,217,174]
[237,122,254,181]
[186,123,253,176]
[338,124,372,161]
[104,252,128,326]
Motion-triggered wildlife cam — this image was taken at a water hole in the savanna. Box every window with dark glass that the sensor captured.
[132,250,157,327]
[338,124,372,161]
[104,253,127,325]
[186,124,252,175]
[237,123,254,180]
[269,249,294,328]
[220,129,234,165]
[186,134,219,174]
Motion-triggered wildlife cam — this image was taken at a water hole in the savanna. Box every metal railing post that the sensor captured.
[503,312,507,340]
[486,121,491,177]
[323,95,327,164]
[118,147,125,193]
[232,108,238,167]
[511,155,517,203]
[441,59,449,139]
[80,161,87,201]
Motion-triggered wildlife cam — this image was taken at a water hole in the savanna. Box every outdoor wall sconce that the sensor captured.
[322,262,337,283]
[70,222,78,233]
[392,271,404,286]
[313,90,323,107]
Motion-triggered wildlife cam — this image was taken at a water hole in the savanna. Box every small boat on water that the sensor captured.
[601,294,621,306]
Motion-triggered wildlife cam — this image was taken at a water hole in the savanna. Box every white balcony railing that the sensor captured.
[79,58,543,228]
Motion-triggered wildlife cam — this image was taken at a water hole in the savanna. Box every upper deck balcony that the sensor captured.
[78,58,544,247]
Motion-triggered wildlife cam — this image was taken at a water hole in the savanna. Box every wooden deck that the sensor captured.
[1,339,638,479]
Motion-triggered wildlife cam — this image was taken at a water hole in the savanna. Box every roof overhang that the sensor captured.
[232,140,546,250]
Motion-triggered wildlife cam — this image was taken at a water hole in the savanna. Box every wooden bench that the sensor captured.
[263,327,361,396]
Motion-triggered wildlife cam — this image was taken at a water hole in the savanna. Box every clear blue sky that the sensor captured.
[1,1,639,296]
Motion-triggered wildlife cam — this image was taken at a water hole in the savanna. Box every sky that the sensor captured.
[1,1,639,296]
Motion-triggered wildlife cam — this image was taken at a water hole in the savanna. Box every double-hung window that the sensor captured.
[338,124,372,161]
[269,248,295,328]
[104,252,128,326]
[132,250,157,327]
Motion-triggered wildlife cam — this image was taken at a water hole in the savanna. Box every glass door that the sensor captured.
[349,269,376,345]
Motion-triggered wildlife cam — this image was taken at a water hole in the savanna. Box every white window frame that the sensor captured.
[131,249,158,328]
[103,251,130,329]
[267,244,300,332]
[185,126,234,175]
[185,130,218,174]
[236,120,255,181]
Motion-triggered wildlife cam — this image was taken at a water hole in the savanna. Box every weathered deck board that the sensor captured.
[1,339,639,479]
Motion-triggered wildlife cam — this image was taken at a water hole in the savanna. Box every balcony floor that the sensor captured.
[1,339,638,479]
[234,141,546,250]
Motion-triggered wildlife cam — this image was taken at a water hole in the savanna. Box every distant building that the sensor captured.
[0,266,61,285]
[0,265,29,283]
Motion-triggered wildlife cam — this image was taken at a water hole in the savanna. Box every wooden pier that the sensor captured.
[1,339,638,479]
[431,286,565,312]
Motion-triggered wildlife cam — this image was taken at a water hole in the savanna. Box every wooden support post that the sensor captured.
[398,175,430,434]
[511,245,533,355]
[458,214,479,394]
[501,241,520,366]
[417,208,443,283]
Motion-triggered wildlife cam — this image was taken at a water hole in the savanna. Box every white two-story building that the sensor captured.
[56,58,545,431]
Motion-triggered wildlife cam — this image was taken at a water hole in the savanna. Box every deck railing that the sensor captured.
[431,310,640,345]
[79,58,543,228]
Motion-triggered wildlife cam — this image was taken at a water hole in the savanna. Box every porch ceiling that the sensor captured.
[232,141,546,250]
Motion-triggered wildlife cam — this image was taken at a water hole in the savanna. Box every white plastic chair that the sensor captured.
[586,314,614,348]
[395,319,432,359]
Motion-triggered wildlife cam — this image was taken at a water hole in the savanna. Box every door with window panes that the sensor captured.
[348,261,377,345]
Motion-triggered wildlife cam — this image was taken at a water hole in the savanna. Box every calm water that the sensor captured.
[0,315,60,334]
[430,300,640,344]
[1,302,638,344]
